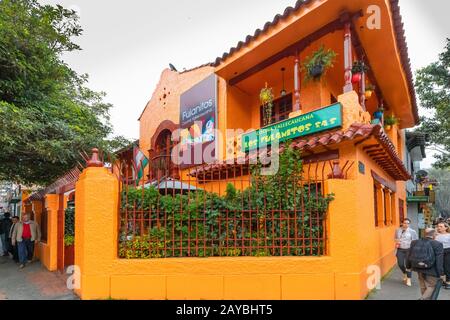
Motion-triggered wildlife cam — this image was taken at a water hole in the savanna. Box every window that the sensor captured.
[383,190,388,226]
[331,94,338,104]
[151,129,174,179]
[41,208,48,243]
[399,199,405,224]
[391,192,396,225]
[374,184,379,227]
[260,94,293,126]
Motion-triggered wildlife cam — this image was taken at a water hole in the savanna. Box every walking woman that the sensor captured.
[436,222,450,289]
[395,218,418,287]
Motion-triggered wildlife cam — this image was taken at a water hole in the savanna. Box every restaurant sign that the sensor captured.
[242,103,343,152]
[178,74,217,167]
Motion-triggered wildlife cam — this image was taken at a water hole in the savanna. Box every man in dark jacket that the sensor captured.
[407,228,445,300]
[1,213,12,256]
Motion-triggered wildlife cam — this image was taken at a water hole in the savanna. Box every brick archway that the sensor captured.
[150,120,179,152]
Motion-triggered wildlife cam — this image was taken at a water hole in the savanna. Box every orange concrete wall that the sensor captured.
[32,200,43,259]
[39,194,58,272]
[74,165,390,300]
[353,143,406,298]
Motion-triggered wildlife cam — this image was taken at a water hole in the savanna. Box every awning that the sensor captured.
[144,178,202,192]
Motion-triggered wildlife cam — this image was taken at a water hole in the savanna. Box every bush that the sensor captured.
[119,147,334,258]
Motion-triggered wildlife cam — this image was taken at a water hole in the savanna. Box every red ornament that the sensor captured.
[352,73,362,84]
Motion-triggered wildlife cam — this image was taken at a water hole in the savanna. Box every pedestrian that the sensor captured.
[9,216,19,263]
[11,213,41,269]
[0,214,6,255]
[1,213,12,257]
[406,228,445,300]
[395,218,418,287]
[436,222,450,289]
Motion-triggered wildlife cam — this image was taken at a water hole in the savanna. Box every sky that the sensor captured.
[39,0,449,169]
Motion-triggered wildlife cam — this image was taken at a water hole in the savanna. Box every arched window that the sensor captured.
[155,129,173,157]
[152,129,173,179]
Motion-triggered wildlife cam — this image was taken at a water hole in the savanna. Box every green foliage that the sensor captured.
[384,115,399,126]
[351,60,369,74]
[64,235,74,246]
[302,46,337,82]
[119,147,334,259]
[64,206,75,237]
[415,38,450,169]
[428,169,450,218]
[260,84,274,126]
[0,0,129,185]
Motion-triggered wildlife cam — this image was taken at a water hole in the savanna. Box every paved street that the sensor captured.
[0,241,78,300]
[368,268,450,300]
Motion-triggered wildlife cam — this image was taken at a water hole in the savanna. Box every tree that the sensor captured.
[0,0,128,186]
[428,169,450,218]
[415,38,450,169]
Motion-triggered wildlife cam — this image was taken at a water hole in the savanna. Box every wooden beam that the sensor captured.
[363,144,380,151]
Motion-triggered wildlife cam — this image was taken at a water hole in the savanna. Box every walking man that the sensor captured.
[11,213,41,269]
[0,214,6,256]
[395,218,418,286]
[406,228,445,300]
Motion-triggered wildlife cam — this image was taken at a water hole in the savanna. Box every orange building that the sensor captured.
[117,0,418,300]
[26,0,420,300]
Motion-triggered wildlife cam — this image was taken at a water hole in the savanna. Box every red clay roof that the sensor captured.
[189,123,411,181]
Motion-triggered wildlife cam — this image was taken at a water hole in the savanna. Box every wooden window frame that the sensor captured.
[260,94,293,127]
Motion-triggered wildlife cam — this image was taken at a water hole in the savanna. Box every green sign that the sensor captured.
[407,196,429,203]
[242,103,343,152]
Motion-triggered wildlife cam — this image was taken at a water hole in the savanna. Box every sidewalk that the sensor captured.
[368,268,450,300]
[0,254,78,300]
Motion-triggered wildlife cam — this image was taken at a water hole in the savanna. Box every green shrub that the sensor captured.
[119,147,334,258]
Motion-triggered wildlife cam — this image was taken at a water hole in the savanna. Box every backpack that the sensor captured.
[408,240,435,269]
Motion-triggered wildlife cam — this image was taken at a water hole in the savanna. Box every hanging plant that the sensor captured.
[351,60,369,84]
[365,84,375,99]
[260,83,274,126]
[302,46,337,83]
[373,106,384,121]
[384,115,399,130]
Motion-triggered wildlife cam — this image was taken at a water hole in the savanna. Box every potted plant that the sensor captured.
[365,84,375,99]
[373,106,384,121]
[384,115,399,131]
[352,60,369,84]
[260,83,274,126]
[302,46,337,82]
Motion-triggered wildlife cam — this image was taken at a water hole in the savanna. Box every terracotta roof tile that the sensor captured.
[188,123,411,181]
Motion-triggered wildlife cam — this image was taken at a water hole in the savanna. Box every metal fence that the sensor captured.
[117,156,334,259]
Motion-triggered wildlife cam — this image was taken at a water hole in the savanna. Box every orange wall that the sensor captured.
[31,200,43,259]
[74,166,385,300]
[39,194,59,272]
[73,140,404,301]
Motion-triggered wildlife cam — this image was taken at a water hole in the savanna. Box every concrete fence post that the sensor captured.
[74,149,119,300]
